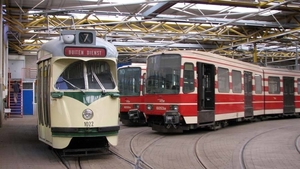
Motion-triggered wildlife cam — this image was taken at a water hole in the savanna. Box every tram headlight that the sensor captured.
[133,104,140,109]
[147,104,153,110]
[82,109,94,120]
[170,105,178,111]
[62,34,75,44]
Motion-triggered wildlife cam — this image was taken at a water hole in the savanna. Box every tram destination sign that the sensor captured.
[64,47,106,57]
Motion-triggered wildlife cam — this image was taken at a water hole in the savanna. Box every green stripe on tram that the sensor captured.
[51,91,119,105]
[52,131,119,137]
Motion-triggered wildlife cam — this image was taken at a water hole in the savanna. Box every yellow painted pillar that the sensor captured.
[253,43,257,64]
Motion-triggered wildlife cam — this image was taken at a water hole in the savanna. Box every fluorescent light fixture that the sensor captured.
[103,0,146,3]
[28,10,43,14]
[69,13,88,18]
[25,40,34,43]
[259,10,281,16]
[266,46,279,49]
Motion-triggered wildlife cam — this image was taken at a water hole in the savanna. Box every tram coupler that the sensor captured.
[128,109,141,122]
[164,111,180,125]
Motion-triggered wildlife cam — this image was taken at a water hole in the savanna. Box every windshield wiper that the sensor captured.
[91,70,106,93]
[61,77,84,93]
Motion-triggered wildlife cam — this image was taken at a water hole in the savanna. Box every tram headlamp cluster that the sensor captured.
[62,34,75,44]
[147,104,153,110]
[82,109,94,120]
[133,104,140,109]
[170,105,178,111]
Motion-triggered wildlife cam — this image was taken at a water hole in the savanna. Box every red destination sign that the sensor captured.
[64,47,106,57]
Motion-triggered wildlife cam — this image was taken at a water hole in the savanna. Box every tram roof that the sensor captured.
[39,36,118,58]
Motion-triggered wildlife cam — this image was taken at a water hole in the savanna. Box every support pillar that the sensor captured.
[253,43,257,64]
[0,0,4,127]
[296,42,299,70]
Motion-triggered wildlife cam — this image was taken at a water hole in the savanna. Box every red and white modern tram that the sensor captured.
[118,63,147,125]
[144,51,300,133]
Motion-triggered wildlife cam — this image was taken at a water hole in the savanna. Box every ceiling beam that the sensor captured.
[143,1,178,19]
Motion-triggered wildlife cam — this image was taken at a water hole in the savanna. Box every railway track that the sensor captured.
[239,125,293,169]
[53,149,82,169]
[109,128,164,169]
[129,131,164,169]
[194,132,211,169]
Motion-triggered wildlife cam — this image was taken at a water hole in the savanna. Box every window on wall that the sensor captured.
[218,67,229,92]
[298,78,300,94]
[255,75,262,94]
[268,76,280,94]
[183,63,195,93]
[232,70,242,93]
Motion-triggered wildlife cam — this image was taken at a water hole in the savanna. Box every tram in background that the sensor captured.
[144,51,300,133]
[118,63,147,125]
[35,30,120,150]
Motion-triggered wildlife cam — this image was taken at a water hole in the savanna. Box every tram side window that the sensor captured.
[268,76,280,94]
[298,78,300,94]
[142,73,146,95]
[232,70,242,93]
[43,65,49,127]
[218,67,229,93]
[183,63,195,93]
[47,64,51,127]
[38,67,44,125]
[255,75,262,94]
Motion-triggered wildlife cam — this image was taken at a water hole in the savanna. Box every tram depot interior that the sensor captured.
[1,0,300,122]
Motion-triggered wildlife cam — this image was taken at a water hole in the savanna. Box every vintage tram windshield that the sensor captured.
[55,60,115,90]
[118,67,141,96]
[146,54,181,94]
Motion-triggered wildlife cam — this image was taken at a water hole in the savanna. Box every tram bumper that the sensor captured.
[151,111,187,133]
[128,109,146,123]
[164,111,180,125]
[152,124,184,133]
[128,109,140,120]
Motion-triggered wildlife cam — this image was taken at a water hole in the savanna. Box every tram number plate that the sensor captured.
[84,121,94,127]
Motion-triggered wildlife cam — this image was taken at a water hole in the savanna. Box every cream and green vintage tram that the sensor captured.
[35,30,120,150]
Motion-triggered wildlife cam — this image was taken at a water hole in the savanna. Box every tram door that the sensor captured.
[197,62,215,124]
[244,71,253,118]
[283,77,295,114]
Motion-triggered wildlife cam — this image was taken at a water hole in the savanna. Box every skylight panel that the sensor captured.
[180,3,281,16]
[229,7,259,13]
[193,4,230,11]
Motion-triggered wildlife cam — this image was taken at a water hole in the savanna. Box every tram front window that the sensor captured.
[118,67,141,96]
[146,54,181,94]
[87,61,115,90]
[55,60,115,90]
[55,61,84,90]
